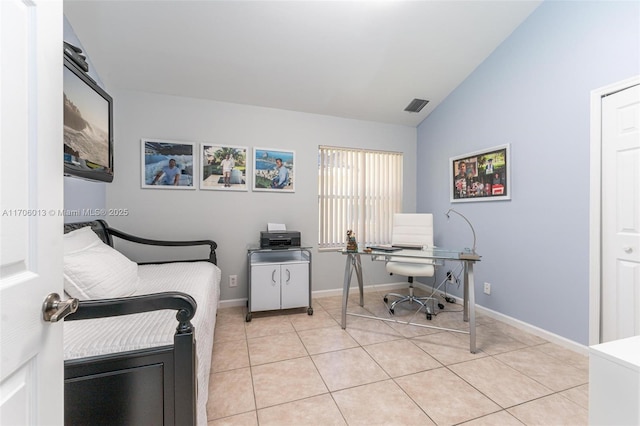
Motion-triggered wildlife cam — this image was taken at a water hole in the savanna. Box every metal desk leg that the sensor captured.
[341,253,363,329]
[466,261,477,353]
[341,254,353,329]
[463,261,469,322]
[355,254,364,307]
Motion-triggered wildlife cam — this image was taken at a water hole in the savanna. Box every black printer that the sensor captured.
[260,231,301,249]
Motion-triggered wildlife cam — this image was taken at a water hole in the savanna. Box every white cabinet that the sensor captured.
[247,248,312,321]
[589,335,640,425]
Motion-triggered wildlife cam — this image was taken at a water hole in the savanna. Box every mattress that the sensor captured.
[64,261,221,426]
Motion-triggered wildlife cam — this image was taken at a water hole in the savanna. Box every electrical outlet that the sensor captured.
[447,271,454,283]
[229,275,238,288]
[483,282,491,295]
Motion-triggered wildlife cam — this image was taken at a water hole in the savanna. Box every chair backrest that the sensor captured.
[390,213,433,248]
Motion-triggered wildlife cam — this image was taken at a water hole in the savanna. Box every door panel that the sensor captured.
[250,264,281,312]
[281,262,309,309]
[0,1,63,423]
[601,84,640,342]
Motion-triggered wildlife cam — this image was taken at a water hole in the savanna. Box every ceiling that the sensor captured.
[63,1,541,127]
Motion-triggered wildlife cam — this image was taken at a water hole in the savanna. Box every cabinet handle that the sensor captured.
[271,269,276,284]
[286,269,291,283]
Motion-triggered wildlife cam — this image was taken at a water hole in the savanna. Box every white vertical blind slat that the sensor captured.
[318,146,402,249]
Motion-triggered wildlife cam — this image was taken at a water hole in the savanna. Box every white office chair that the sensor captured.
[383,213,439,319]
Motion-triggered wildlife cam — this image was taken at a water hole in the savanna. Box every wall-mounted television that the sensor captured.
[63,56,114,182]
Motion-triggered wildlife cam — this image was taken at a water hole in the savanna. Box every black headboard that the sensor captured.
[63,220,113,246]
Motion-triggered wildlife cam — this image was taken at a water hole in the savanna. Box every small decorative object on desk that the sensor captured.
[346,230,358,252]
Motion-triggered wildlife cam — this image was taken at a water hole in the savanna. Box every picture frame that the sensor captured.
[450,144,510,203]
[141,139,196,189]
[253,148,295,192]
[200,144,249,191]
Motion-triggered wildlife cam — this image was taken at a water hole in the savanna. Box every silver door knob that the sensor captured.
[42,293,78,322]
[624,247,633,254]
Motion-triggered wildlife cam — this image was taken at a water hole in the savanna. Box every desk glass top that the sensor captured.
[340,247,480,261]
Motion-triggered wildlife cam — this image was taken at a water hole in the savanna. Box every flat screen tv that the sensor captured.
[63,56,113,182]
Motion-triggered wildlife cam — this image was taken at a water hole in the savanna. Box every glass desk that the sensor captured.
[340,247,481,353]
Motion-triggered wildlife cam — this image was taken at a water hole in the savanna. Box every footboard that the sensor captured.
[65,346,178,425]
[64,293,197,426]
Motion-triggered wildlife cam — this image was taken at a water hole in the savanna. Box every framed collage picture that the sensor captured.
[253,148,295,192]
[200,144,248,191]
[141,139,196,189]
[450,144,510,202]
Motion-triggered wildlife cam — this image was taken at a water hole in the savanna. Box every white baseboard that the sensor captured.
[219,298,247,308]
[311,282,409,299]
[219,283,407,309]
[412,282,590,355]
[219,281,588,355]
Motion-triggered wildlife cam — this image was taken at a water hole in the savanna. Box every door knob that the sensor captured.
[42,293,78,322]
[624,246,633,254]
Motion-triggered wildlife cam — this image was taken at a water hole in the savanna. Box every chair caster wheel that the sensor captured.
[438,303,445,309]
[307,307,313,316]
[426,313,432,320]
[383,297,388,303]
[246,313,252,322]
[389,308,395,315]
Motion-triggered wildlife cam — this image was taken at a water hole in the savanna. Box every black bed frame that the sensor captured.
[63,220,218,426]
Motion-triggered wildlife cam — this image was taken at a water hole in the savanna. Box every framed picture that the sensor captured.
[200,144,249,191]
[450,144,510,202]
[253,148,295,192]
[141,139,196,189]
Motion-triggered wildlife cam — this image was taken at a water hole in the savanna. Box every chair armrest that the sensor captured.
[64,292,197,334]
[107,226,218,265]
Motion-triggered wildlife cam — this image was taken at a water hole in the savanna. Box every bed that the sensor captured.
[62,220,221,426]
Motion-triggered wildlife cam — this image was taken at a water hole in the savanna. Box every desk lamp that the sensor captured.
[445,208,480,260]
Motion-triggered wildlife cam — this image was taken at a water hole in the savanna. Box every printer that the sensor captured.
[260,231,301,249]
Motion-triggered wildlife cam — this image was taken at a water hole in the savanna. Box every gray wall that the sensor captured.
[416,0,640,345]
[105,89,417,302]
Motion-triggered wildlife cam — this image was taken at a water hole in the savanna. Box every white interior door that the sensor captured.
[601,84,640,343]
[0,1,64,424]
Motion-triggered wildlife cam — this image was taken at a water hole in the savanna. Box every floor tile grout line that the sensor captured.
[209,301,588,425]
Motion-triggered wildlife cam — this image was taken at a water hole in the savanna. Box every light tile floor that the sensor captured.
[207,291,589,425]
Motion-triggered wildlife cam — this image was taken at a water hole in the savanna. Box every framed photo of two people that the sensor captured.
[450,144,510,203]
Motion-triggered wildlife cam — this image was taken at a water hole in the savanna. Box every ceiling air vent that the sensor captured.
[404,98,429,113]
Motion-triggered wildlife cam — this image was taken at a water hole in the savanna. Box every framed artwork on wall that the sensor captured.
[141,139,196,189]
[450,144,510,202]
[253,148,295,192]
[200,144,248,191]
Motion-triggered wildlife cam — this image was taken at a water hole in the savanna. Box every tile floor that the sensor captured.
[207,290,589,425]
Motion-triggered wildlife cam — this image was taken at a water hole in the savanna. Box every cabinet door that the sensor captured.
[250,264,281,312]
[281,262,309,309]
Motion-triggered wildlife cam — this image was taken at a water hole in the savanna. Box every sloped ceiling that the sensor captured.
[64,1,541,127]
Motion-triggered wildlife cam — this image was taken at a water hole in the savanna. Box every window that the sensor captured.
[318,146,403,250]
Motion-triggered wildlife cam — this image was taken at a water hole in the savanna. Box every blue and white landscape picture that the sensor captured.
[253,148,295,192]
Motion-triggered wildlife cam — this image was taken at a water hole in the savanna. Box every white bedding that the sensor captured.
[64,261,221,426]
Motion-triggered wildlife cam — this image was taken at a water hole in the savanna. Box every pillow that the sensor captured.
[63,226,139,299]
[64,225,104,255]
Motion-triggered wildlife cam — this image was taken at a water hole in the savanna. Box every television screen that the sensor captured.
[63,56,113,182]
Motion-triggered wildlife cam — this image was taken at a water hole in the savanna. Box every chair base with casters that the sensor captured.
[383,277,444,320]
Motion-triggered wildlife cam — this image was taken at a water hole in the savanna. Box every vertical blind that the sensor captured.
[318,146,403,249]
